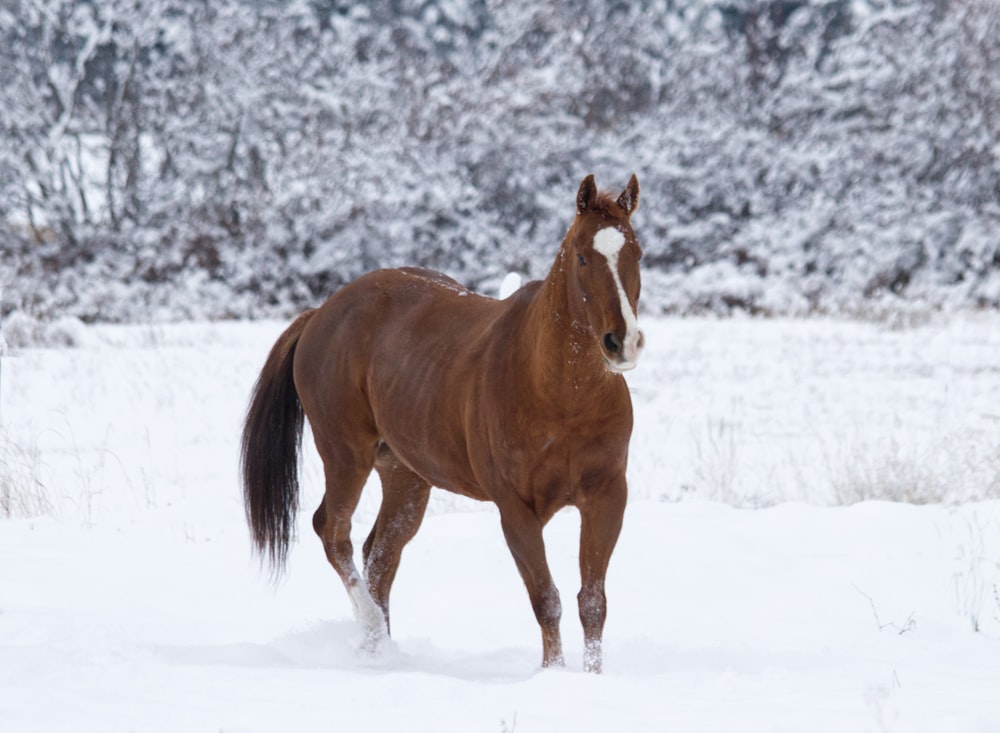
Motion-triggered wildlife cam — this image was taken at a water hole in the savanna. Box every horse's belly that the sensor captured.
[380,433,490,501]
[368,358,487,500]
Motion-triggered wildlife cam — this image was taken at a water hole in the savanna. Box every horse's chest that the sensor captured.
[493,417,626,508]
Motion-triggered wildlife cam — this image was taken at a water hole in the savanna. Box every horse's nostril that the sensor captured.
[603,332,622,356]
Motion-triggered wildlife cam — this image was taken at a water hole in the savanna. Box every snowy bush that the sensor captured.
[1,0,998,322]
[2,312,89,349]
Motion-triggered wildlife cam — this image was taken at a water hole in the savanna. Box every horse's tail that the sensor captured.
[241,309,316,574]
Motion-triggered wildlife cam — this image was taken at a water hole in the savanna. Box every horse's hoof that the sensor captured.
[358,626,388,656]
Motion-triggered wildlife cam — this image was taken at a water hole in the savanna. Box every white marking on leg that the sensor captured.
[583,638,602,673]
[592,227,644,369]
[346,571,387,652]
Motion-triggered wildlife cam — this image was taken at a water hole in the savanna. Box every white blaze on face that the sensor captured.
[593,226,644,370]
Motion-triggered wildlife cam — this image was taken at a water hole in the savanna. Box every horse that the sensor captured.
[241,173,644,673]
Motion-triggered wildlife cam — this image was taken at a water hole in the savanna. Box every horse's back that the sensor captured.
[291,268,519,483]
[321,267,504,351]
[298,266,488,351]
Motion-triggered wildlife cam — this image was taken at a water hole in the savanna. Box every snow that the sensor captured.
[499,272,522,299]
[2,314,999,731]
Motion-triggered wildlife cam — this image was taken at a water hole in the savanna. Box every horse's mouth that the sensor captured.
[605,357,639,373]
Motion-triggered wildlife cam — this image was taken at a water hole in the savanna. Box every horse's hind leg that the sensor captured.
[362,445,431,634]
[311,440,386,650]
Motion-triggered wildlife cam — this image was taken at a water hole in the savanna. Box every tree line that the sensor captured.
[1,0,998,321]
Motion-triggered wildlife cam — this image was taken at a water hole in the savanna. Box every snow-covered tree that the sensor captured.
[1,0,998,321]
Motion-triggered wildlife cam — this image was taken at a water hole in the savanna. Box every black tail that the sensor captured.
[240,310,315,573]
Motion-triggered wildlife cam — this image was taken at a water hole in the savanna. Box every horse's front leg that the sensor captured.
[498,498,564,669]
[577,479,627,673]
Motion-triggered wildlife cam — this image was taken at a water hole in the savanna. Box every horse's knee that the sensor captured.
[532,585,562,628]
[578,585,607,633]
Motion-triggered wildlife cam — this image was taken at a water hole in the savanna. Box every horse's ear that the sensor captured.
[577,174,598,214]
[617,174,640,216]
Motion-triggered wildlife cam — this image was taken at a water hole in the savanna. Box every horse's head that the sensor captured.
[565,173,645,373]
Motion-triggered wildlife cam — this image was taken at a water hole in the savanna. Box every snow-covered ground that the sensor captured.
[1,314,999,731]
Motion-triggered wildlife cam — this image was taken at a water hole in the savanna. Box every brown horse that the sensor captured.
[241,174,644,673]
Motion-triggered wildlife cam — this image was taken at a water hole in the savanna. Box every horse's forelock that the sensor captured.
[586,191,628,220]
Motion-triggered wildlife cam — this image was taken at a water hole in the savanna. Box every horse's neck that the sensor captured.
[522,245,612,396]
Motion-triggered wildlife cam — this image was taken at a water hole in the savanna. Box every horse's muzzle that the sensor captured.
[603,328,644,372]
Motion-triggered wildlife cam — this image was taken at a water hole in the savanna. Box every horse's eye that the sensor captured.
[578,254,587,266]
